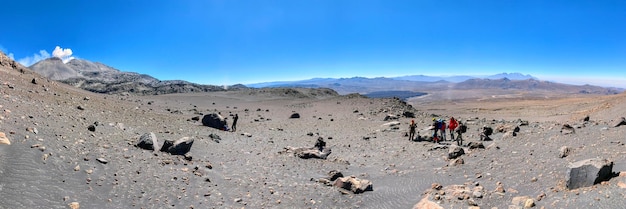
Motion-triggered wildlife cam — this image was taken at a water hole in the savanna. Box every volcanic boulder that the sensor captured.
[202,113,227,130]
[160,137,194,155]
[566,158,614,189]
[136,132,158,151]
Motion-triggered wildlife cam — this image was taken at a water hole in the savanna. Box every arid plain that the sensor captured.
[2,55,626,209]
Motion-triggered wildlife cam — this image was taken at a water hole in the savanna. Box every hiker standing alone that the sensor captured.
[409,120,417,141]
[231,114,239,132]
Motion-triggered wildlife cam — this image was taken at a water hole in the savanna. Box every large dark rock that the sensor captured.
[136,132,158,150]
[289,113,301,119]
[202,113,227,130]
[160,140,174,152]
[566,158,614,189]
[164,137,194,155]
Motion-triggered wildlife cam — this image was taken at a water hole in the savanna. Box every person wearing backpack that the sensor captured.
[431,118,440,143]
[439,119,447,141]
[455,121,467,146]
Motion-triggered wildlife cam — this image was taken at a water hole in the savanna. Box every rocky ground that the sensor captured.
[2,54,626,209]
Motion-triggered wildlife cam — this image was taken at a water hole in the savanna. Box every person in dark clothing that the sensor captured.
[231,114,239,132]
[314,137,326,151]
[409,120,417,141]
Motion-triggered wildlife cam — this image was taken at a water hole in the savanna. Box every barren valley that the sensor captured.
[1,52,626,209]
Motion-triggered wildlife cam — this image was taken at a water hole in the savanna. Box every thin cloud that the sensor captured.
[18,50,51,67]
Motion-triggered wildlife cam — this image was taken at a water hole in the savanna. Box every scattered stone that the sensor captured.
[413,195,443,209]
[566,158,614,189]
[136,132,158,151]
[512,196,531,206]
[402,111,415,118]
[447,145,465,160]
[74,165,80,171]
[494,182,506,193]
[449,158,464,166]
[209,133,221,143]
[96,158,108,164]
[201,113,227,130]
[467,142,485,150]
[77,106,85,110]
[328,170,344,181]
[289,113,301,119]
[31,78,37,84]
[0,132,11,145]
[472,190,483,198]
[191,116,200,121]
[583,115,590,122]
[241,132,252,137]
[292,147,332,159]
[384,114,398,121]
[559,146,570,158]
[560,124,575,134]
[87,125,96,132]
[26,127,38,134]
[381,121,401,127]
[333,176,373,194]
[69,202,79,209]
[525,198,536,208]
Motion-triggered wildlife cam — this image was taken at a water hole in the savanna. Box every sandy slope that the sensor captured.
[1,62,626,208]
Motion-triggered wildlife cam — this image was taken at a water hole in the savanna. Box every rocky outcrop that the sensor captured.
[566,158,614,189]
[202,113,227,130]
[136,132,158,151]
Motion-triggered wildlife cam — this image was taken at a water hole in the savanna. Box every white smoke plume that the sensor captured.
[16,46,75,67]
[52,46,75,63]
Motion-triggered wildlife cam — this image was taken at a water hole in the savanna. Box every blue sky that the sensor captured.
[1,0,625,87]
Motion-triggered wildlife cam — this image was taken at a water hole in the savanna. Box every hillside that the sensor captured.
[453,78,620,94]
[29,58,234,95]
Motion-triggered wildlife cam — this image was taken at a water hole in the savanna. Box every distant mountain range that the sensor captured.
[29,57,244,95]
[247,73,620,95]
[24,56,622,96]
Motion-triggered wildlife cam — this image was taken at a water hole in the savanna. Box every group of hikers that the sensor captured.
[408,117,467,146]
